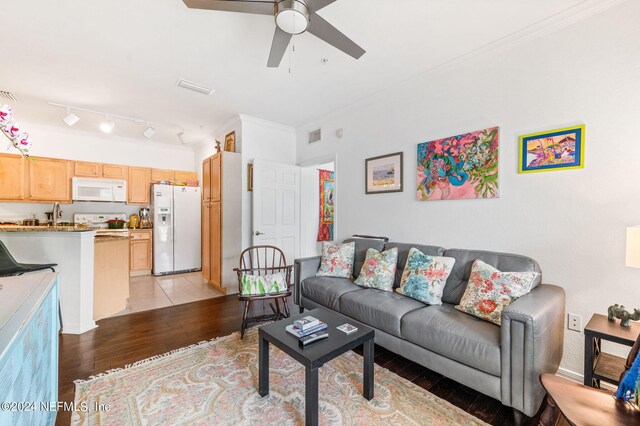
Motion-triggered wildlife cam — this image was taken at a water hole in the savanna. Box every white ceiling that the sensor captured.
[0,0,616,146]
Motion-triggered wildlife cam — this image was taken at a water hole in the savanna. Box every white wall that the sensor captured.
[296,1,640,377]
[301,162,335,257]
[0,123,197,222]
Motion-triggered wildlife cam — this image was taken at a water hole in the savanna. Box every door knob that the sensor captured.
[254,231,265,236]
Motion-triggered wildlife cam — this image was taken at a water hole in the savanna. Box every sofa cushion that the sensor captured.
[384,242,446,288]
[300,276,363,311]
[441,249,542,305]
[344,237,387,279]
[402,304,501,376]
[354,247,398,291]
[396,248,456,305]
[340,289,425,337]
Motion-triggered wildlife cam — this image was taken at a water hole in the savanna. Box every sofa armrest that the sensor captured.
[500,284,565,417]
[294,256,321,307]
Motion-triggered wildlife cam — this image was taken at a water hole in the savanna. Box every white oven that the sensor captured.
[72,178,127,202]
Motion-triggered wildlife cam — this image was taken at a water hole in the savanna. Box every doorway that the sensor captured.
[300,159,336,258]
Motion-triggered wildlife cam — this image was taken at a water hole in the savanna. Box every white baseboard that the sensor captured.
[556,367,617,391]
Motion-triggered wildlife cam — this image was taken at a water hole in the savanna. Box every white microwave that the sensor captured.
[72,178,127,203]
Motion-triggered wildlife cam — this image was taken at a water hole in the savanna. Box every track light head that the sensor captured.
[178,132,188,145]
[62,109,80,127]
[142,125,155,140]
[99,117,115,134]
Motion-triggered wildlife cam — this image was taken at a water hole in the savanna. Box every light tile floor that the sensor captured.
[111,272,225,317]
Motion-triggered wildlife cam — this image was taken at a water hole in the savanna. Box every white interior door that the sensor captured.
[252,159,301,265]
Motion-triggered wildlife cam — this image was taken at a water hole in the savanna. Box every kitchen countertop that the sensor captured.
[0,225,93,232]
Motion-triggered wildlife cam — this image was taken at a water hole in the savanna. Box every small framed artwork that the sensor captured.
[224,131,236,152]
[365,152,403,194]
[518,125,585,173]
[247,163,253,192]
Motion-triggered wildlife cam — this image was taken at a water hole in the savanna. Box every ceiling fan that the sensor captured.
[182,0,366,67]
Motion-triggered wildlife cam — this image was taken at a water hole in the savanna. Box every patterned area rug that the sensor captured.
[72,327,488,425]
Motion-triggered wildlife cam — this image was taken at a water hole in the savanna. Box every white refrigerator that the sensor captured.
[152,184,202,275]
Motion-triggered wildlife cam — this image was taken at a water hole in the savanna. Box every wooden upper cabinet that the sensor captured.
[0,154,26,201]
[210,154,221,202]
[151,169,174,183]
[29,158,72,202]
[102,164,128,179]
[128,167,151,205]
[174,170,198,183]
[202,158,212,202]
[73,161,102,177]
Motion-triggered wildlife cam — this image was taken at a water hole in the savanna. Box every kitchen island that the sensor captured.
[93,235,130,320]
[0,226,97,334]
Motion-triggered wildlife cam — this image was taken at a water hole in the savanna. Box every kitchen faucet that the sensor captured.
[52,202,62,226]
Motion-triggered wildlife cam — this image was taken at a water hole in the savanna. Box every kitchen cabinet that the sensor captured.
[73,161,102,177]
[151,169,174,183]
[128,167,151,205]
[102,164,128,179]
[130,230,152,276]
[0,154,26,200]
[202,157,211,202]
[29,157,72,202]
[201,152,241,294]
[174,170,198,183]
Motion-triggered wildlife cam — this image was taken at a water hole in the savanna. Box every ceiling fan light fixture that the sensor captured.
[275,0,309,35]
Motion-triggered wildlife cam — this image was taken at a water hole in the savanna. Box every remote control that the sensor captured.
[298,332,329,347]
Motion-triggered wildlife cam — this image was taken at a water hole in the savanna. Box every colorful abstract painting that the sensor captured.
[417,127,499,201]
[317,170,335,242]
[518,125,585,173]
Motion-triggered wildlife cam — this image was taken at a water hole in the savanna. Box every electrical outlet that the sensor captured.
[568,313,582,332]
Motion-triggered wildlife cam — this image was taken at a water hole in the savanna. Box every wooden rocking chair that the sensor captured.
[539,331,640,426]
[234,245,293,339]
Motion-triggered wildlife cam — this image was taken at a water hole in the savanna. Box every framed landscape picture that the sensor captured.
[365,152,403,194]
[417,126,499,201]
[518,125,585,173]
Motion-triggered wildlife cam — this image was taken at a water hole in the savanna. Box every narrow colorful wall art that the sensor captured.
[518,125,585,173]
[317,170,335,242]
[417,126,499,201]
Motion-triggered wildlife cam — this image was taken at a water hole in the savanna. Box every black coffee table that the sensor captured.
[258,307,375,426]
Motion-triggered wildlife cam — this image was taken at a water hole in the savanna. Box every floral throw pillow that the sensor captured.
[354,247,398,292]
[395,248,456,305]
[455,259,540,326]
[241,272,287,296]
[316,242,356,278]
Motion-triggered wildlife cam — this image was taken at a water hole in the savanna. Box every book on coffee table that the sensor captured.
[286,322,327,338]
[294,316,321,331]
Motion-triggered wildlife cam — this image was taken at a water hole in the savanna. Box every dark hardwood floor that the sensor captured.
[57,296,546,425]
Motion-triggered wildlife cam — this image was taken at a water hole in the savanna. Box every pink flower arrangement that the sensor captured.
[0,104,32,157]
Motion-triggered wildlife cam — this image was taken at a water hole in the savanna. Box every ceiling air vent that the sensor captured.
[308,128,322,144]
[0,91,19,102]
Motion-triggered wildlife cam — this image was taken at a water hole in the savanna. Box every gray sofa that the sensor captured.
[294,237,565,424]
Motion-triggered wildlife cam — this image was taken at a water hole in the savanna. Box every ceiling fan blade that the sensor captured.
[182,0,275,15]
[267,27,293,67]
[307,13,365,60]
[306,0,337,12]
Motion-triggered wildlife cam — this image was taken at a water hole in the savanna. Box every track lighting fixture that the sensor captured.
[62,108,80,127]
[99,116,115,133]
[178,132,188,145]
[142,125,155,140]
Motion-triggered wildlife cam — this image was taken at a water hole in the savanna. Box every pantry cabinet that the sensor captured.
[128,167,151,205]
[130,230,153,276]
[0,154,26,201]
[201,152,241,294]
[29,158,72,202]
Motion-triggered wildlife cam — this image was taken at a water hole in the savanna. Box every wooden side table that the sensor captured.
[584,313,640,388]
